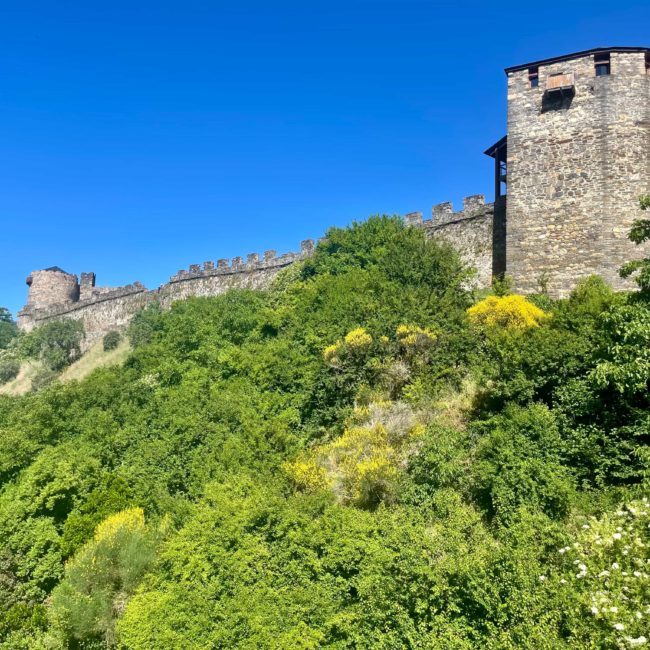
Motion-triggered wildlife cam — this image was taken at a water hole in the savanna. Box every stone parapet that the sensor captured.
[403,195,497,288]
[17,238,319,346]
[168,240,315,283]
[404,195,494,229]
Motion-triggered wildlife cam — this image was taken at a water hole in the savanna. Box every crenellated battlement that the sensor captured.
[404,195,494,229]
[403,194,503,290]
[17,238,319,345]
[169,240,315,283]
[15,45,650,343]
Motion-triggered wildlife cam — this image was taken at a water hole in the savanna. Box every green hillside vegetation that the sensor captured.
[0,211,649,649]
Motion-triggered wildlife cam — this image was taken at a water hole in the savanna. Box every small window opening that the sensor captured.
[595,52,610,76]
[528,66,539,88]
[646,52,650,74]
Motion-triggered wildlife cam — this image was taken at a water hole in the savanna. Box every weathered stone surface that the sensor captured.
[408,197,498,289]
[506,50,650,296]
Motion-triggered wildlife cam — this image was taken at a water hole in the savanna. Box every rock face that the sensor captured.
[505,48,650,296]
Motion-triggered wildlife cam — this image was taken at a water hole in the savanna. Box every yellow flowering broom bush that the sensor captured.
[285,401,425,508]
[467,294,548,330]
[49,508,159,647]
[323,327,373,368]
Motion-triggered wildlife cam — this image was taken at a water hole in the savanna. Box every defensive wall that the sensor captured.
[17,203,495,348]
[17,240,317,348]
[405,194,506,288]
[13,46,650,342]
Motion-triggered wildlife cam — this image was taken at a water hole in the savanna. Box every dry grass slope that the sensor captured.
[0,360,44,396]
[60,338,131,383]
[0,338,131,396]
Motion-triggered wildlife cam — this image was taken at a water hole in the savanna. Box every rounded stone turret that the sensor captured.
[26,267,80,308]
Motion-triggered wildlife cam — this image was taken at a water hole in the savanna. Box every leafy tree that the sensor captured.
[20,319,85,371]
[0,307,18,350]
[619,195,650,295]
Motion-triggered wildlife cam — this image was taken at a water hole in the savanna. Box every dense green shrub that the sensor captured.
[20,319,85,371]
[0,356,20,385]
[471,404,576,523]
[126,303,162,348]
[0,308,18,350]
[30,367,57,392]
[103,330,121,351]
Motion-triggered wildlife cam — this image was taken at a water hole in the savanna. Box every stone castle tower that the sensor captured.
[25,267,79,308]
[486,46,650,295]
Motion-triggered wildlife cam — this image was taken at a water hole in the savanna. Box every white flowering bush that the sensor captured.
[549,498,649,648]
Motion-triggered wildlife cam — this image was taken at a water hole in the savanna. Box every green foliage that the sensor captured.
[20,319,85,371]
[0,307,18,350]
[49,508,160,647]
[102,330,121,351]
[491,273,513,297]
[0,217,649,647]
[619,195,650,294]
[0,356,20,385]
[471,405,575,524]
[30,367,57,392]
[539,499,650,648]
[126,302,163,348]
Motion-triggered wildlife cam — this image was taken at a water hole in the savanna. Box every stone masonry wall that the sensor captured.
[26,269,80,307]
[405,194,497,288]
[506,50,650,296]
[18,241,316,349]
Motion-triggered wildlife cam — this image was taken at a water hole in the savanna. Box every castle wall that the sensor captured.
[405,194,497,288]
[17,213,496,350]
[506,50,650,296]
[18,243,314,349]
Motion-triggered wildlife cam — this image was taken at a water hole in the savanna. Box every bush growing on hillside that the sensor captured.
[20,320,85,371]
[467,294,548,330]
[471,404,575,523]
[30,367,57,392]
[285,401,424,508]
[126,303,162,348]
[0,356,20,385]
[103,330,121,352]
[49,508,160,648]
[540,499,650,648]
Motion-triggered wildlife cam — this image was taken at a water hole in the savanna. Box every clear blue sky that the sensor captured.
[2,1,649,316]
